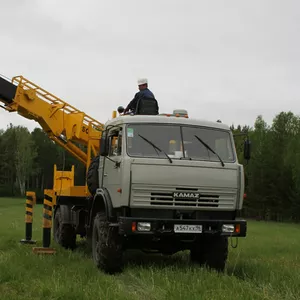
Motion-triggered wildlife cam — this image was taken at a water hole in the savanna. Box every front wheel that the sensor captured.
[92,213,124,274]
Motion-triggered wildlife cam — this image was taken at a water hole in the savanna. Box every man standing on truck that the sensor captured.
[124,78,158,114]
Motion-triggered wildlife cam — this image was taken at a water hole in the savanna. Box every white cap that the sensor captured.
[137,78,148,85]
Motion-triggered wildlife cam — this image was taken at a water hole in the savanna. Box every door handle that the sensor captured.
[104,173,108,176]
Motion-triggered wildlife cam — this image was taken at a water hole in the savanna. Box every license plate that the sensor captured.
[174,224,202,233]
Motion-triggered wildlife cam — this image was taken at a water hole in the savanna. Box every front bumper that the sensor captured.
[117,217,247,237]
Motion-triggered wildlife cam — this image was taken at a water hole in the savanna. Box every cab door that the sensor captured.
[102,127,123,203]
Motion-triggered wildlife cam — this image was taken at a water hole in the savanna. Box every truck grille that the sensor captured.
[131,185,236,209]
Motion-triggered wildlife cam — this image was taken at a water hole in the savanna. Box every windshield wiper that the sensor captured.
[194,135,225,167]
[138,134,173,163]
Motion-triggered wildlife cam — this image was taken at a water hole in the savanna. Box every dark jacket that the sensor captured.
[125,88,155,113]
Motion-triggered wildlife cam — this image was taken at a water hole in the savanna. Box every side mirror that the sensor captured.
[99,131,109,156]
[117,106,125,114]
[244,139,251,160]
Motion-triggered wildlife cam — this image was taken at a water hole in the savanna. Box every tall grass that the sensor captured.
[0,197,299,300]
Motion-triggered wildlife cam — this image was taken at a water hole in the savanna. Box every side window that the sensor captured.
[108,129,122,157]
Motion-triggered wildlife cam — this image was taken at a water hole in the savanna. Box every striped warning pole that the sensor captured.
[20,191,36,244]
[32,191,56,254]
[42,193,53,248]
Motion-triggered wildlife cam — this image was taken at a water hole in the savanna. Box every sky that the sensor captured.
[0,0,299,132]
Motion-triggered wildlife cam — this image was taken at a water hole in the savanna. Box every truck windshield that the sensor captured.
[126,124,235,163]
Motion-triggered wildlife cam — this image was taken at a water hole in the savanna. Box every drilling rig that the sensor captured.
[0,75,105,249]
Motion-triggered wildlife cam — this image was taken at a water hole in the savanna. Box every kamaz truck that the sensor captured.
[0,75,250,274]
[86,108,250,273]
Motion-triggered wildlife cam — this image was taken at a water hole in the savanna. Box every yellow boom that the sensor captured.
[0,75,104,166]
[0,75,106,198]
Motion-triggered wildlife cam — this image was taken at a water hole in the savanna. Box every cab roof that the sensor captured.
[105,114,231,131]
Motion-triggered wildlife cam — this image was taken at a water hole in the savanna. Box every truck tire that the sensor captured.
[92,212,123,274]
[190,236,228,272]
[53,207,76,250]
[87,155,99,195]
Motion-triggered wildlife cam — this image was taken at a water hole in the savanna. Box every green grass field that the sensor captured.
[0,198,300,300]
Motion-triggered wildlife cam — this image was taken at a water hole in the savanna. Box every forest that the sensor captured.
[1,110,300,222]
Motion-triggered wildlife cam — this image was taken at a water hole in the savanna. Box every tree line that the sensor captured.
[232,111,300,222]
[1,111,300,222]
[0,124,86,200]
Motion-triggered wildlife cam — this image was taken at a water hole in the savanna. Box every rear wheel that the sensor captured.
[53,207,76,250]
[92,212,124,274]
[190,242,206,266]
[190,236,228,272]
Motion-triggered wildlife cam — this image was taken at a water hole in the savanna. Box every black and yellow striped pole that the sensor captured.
[32,191,56,254]
[20,191,36,244]
[42,193,53,248]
